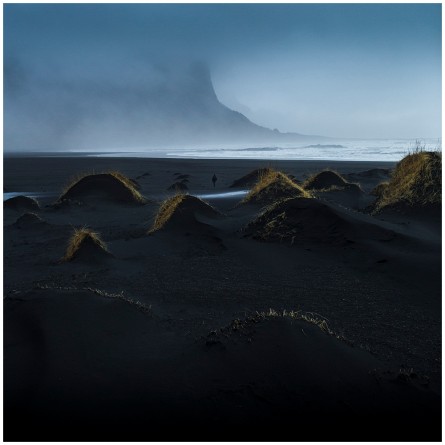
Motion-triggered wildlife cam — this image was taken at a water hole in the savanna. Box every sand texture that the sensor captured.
[3,155,441,441]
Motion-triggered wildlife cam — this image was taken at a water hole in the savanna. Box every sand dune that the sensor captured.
[58,172,146,205]
[3,154,441,441]
[12,212,46,229]
[4,195,40,212]
[241,169,309,205]
[149,194,222,234]
[244,196,394,245]
[4,288,440,441]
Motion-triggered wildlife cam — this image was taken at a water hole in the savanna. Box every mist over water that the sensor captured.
[90,138,441,162]
[4,4,441,157]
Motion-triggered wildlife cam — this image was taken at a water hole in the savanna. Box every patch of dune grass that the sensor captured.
[149,193,186,233]
[208,308,348,344]
[302,169,349,191]
[108,171,145,201]
[62,228,110,262]
[370,182,389,197]
[373,151,441,212]
[61,170,96,195]
[149,193,220,233]
[60,170,145,204]
[230,167,275,188]
[242,169,310,204]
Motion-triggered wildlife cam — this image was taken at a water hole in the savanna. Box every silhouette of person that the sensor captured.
[212,173,218,188]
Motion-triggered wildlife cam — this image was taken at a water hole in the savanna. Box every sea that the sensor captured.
[160,139,442,162]
[5,138,441,162]
[89,138,441,162]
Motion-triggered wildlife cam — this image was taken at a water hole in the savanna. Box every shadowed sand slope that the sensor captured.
[62,228,113,262]
[4,195,40,212]
[58,172,146,205]
[13,212,46,229]
[245,197,394,245]
[4,290,440,441]
[149,194,221,233]
[241,169,310,205]
[373,151,441,214]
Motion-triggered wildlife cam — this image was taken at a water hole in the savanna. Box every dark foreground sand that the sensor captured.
[3,155,442,441]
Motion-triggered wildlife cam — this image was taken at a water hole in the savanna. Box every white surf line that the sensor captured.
[4,189,249,202]
[3,191,58,201]
[196,190,248,200]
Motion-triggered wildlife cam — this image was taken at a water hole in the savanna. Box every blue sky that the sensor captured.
[4,3,442,140]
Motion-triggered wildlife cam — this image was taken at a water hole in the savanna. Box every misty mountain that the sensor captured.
[4,61,321,151]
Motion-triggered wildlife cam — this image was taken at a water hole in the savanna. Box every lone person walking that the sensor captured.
[212,173,218,188]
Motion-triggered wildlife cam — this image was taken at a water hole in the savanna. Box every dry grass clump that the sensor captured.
[373,151,441,213]
[59,171,146,204]
[149,194,220,233]
[242,169,310,205]
[62,228,112,262]
[230,167,275,188]
[370,182,389,197]
[150,194,186,233]
[303,169,348,191]
[205,308,347,346]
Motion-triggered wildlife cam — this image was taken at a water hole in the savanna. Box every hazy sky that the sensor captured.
[4,3,442,141]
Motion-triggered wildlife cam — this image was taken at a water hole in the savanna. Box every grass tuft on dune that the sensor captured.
[62,228,112,262]
[59,171,146,205]
[230,167,275,188]
[149,194,220,233]
[242,169,310,204]
[373,151,441,213]
[370,182,390,197]
[303,169,350,191]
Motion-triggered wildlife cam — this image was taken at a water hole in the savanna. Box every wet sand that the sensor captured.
[3,155,441,441]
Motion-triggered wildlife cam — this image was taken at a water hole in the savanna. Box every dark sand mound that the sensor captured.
[352,168,391,179]
[5,290,439,441]
[302,171,366,209]
[303,169,349,190]
[241,170,310,205]
[58,172,146,205]
[62,228,113,262]
[167,181,188,192]
[4,287,157,441]
[149,194,221,233]
[245,197,393,245]
[317,182,366,210]
[373,151,441,214]
[4,195,40,212]
[136,172,150,179]
[230,167,274,188]
[200,312,440,441]
[13,212,46,229]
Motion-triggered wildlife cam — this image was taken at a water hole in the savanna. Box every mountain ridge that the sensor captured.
[4,60,326,151]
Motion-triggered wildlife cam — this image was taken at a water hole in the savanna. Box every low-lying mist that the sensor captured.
[5,57,306,152]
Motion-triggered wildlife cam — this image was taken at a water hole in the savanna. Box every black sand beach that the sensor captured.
[3,155,441,441]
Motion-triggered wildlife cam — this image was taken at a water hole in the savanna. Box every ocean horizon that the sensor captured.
[5,137,441,162]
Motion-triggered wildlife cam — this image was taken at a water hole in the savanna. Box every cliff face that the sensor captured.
[5,61,311,151]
